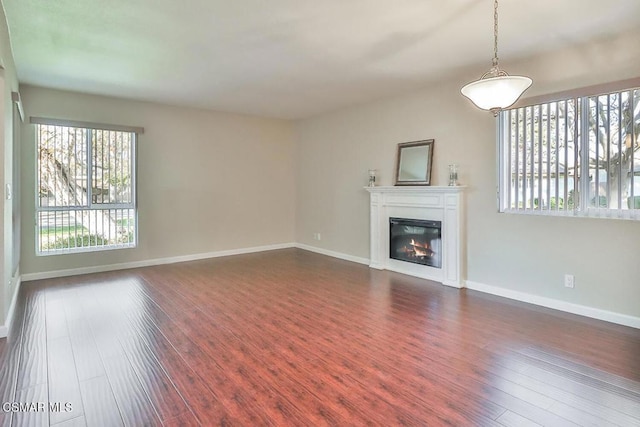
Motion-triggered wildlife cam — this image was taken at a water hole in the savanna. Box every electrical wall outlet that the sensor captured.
[564,274,575,288]
[313,232,322,241]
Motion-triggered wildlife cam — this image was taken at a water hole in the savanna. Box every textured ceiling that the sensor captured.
[3,0,639,118]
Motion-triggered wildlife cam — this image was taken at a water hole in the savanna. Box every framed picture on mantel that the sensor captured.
[394,139,434,186]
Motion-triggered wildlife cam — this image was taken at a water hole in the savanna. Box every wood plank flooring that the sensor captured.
[0,248,639,426]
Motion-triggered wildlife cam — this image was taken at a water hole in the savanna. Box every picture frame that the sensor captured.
[394,139,434,186]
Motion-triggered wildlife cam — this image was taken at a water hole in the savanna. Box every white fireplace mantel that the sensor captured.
[365,186,465,288]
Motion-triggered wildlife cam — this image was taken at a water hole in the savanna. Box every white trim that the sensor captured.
[365,186,466,194]
[515,77,640,109]
[11,92,24,121]
[17,242,638,330]
[295,243,370,265]
[365,186,465,287]
[22,243,295,282]
[30,116,144,134]
[465,280,640,330]
[0,271,22,338]
[442,279,464,289]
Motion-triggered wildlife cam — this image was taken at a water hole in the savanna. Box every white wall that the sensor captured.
[9,26,640,327]
[295,29,640,319]
[0,4,20,334]
[20,86,296,275]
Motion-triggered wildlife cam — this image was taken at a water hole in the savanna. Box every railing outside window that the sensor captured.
[35,122,138,254]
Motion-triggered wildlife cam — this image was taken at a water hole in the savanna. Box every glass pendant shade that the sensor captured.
[461,74,532,115]
[460,0,532,116]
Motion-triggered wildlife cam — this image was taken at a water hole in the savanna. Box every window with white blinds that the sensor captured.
[33,118,141,254]
[498,85,640,220]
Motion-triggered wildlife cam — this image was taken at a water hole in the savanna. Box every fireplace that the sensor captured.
[366,186,464,287]
[389,217,442,268]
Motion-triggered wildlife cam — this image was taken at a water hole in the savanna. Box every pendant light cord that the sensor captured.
[492,0,499,68]
[460,0,532,114]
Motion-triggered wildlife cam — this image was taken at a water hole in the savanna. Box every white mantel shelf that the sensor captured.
[365,186,466,194]
[365,186,466,288]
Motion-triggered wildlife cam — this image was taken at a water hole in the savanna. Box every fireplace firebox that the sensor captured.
[389,217,442,268]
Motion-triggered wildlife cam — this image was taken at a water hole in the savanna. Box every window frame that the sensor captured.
[497,79,640,221]
[32,117,143,255]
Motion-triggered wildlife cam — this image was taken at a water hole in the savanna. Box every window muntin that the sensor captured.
[499,87,639,219]
[36,124,137,254]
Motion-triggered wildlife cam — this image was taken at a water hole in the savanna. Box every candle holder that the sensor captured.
[368,169,377,187]
[448,164,459,186]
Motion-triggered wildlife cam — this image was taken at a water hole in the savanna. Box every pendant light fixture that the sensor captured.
[461,0,532,116]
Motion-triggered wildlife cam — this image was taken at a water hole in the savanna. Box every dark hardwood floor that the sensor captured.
[0,248,639,426]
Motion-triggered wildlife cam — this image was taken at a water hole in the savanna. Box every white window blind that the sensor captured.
[498,84,640,220]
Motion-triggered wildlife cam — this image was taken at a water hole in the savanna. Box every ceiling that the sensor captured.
[3,0,639,119]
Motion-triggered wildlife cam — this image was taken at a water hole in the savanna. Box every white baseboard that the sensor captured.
[465,280,640,330]
[0,271,22,338]
[295,243,370,265]
[21,243,296,282]
[17,242,638,331]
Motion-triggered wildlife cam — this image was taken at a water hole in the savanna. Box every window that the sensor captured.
[34,118,141,254]
[498,84,640,220]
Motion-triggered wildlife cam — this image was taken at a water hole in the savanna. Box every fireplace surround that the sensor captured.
[365,186,465,287]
